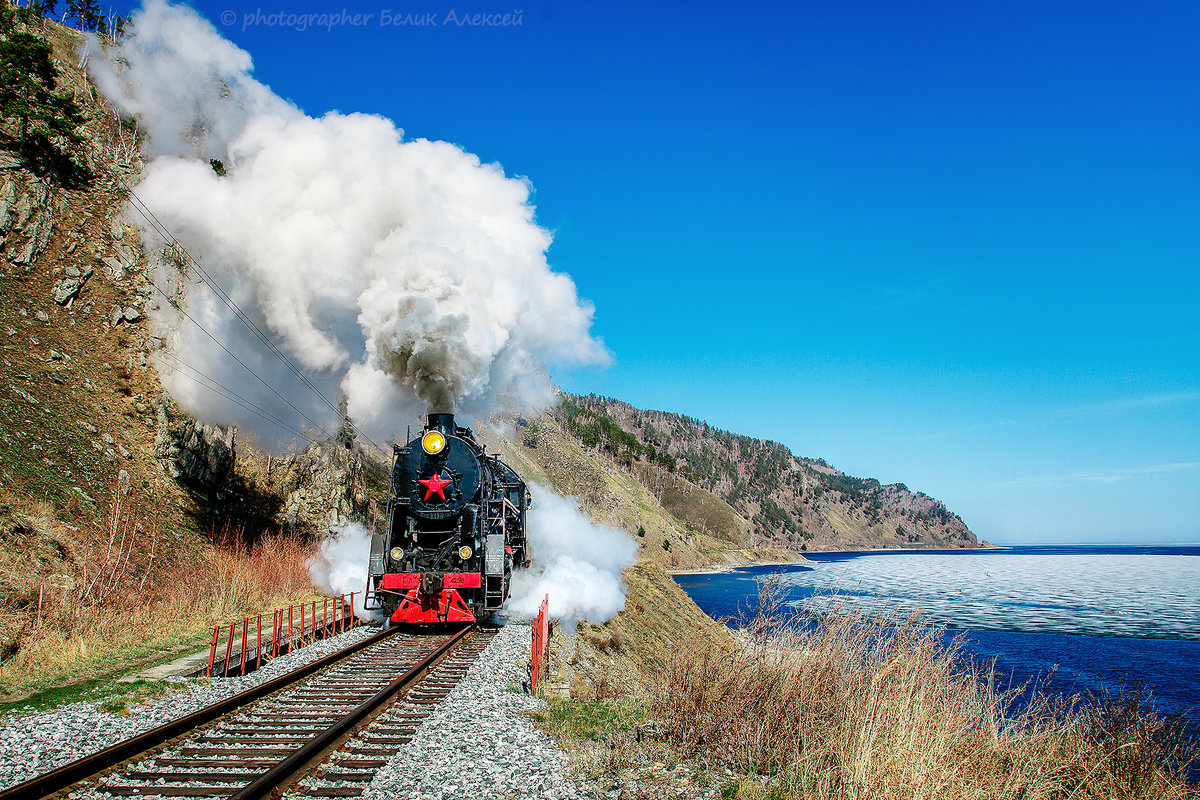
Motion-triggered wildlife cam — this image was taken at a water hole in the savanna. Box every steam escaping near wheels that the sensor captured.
[504,486,638,626]
[308,522,385,622]
[88,0,607,448]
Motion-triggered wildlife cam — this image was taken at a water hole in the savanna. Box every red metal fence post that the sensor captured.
[240,617,249,676]
[322,598,329,639]
[531,594,550,693]
[223,622,235,678]
[206,625,220,677]
[256,613,262,668]
[288,605,294,650]
[531,620,539,692]
[541,594,551,666]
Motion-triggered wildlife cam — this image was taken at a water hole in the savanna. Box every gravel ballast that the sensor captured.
[0,624,377,790]
[361,621,584,800]
[0,621,586,799]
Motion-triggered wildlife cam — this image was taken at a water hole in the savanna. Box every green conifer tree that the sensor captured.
[0,8,85,145]
[64,0,103,33]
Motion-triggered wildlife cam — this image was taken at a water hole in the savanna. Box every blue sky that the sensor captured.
[112,0,1198,544]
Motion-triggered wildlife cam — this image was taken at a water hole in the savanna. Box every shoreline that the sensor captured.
[670,559,807,576]
[809,544,1013,555]
[670,545,1011,575]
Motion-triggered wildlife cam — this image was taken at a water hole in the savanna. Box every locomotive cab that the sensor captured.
[365,413,530,624]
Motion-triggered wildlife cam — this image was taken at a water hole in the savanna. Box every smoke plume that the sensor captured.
[89,0,606,447]
[506,486,638,626]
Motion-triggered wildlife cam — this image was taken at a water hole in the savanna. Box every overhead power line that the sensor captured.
[153,351,321,445]
[111,174,389,455]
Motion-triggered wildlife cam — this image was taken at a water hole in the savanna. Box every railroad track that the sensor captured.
[1,625,497,800]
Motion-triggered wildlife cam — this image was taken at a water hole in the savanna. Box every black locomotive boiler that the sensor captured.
[365,413,531,624]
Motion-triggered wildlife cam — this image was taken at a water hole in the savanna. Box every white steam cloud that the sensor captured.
[89,0,606,446]
[506,486,638,626]
[307,522,381,621]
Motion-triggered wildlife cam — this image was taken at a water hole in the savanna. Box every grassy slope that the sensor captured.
[1,23,212,672]
[478,411,797,573]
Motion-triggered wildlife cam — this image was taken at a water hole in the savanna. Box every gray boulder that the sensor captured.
[51,266,92,305]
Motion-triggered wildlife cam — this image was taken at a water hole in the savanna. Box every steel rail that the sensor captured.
[0,626,403,800]
[229,624,474,800]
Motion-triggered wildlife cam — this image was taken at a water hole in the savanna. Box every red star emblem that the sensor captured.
[418,471,453,501]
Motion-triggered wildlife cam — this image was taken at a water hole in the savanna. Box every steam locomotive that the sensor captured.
[365,413,531,625]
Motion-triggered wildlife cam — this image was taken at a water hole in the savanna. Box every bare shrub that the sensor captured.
[652,581,1197,799]
[77,477,160,609]
[1080,684,1198,797]
[0,484,319,695]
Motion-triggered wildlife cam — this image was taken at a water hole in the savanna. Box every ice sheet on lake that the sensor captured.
[779,553,1200,639]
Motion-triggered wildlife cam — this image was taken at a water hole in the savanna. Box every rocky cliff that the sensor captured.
[0,20,381,544]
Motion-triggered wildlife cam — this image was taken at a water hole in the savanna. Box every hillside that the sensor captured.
[554,394,979,551]
[0,15,977,560]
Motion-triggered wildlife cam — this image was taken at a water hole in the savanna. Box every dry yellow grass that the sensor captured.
[652,584,1197,800]
[0,485,320,697]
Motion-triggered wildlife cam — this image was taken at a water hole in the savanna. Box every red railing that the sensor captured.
[206,592,360,677]
[530,593,550,693]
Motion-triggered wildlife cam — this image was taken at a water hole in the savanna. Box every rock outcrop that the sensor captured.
[154,395,236,488]
[1,169,56,270]
[270,440,368,530]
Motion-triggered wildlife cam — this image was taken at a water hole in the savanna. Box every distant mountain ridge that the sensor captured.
[553,394,979,551]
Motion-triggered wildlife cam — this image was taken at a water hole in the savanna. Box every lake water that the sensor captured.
[674,546,1200,726]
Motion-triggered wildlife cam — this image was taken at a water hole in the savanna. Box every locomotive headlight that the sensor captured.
[458,545,473,560]
[389,547,403,560]
[421,430,446,455]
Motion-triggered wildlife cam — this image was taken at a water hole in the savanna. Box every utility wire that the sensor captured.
[137,266,336,441]
[111,174,389,454]
[123,189,333,412]
[122,183,386,453]
[154,351,321,445]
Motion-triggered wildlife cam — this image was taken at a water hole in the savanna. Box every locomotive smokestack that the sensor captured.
[427,413,455,432]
